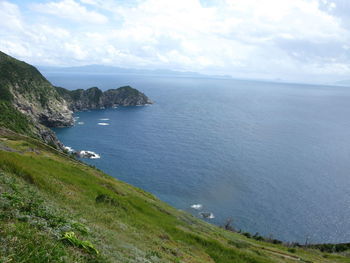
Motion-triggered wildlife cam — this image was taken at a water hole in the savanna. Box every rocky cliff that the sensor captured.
[55,86,152,111]
[0,51,73,147]
[0,51,152,148]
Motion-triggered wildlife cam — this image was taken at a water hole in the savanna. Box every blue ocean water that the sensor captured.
[47,72,350,243]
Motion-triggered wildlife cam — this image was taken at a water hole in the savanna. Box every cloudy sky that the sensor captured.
[0,0,350,82]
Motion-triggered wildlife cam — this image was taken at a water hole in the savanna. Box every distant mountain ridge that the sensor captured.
[334,79,350,86]
[38,64,233,79]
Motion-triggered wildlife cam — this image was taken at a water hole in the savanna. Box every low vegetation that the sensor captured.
[0,51,62,108]
[0,101,36,137]
[0,128,349,262]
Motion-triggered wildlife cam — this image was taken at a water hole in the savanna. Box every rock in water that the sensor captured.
[76,150,101,159]
[199,212,215,219]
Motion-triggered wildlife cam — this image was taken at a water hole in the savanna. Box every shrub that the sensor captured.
[288,248,296,253]
[61,231,99,255]
[243,232,251,238]
[95,194,119,207]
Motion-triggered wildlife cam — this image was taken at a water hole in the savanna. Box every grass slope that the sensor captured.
[0,128,349,263]
[0,101,36,137]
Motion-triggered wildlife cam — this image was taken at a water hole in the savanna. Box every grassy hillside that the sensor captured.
[0,101,36,137]
[0,51,63,108]
[0,128,349,263]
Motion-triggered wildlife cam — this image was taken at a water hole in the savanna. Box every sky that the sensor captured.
[0,0,350,82]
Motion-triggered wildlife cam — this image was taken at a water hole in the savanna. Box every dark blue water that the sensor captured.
[47,72,350,243]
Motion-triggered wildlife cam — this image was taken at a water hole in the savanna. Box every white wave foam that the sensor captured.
[64,146,74,153]
[199,212,215,219]
[99,118,110,121]
[191,204,203,210]
[79,150,101,159]
[98,123,110,126]
[77,122,84,125]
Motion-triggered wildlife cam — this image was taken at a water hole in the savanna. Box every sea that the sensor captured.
[45,71,350,244]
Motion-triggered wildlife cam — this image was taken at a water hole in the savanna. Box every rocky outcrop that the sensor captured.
[10,86,74,128]
[0,51,73,148]
[102,86,153,107]
[55,86,153,111]
[0,51,153,149]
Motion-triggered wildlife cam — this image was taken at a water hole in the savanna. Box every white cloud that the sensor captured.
[220,0,345,41]
[79,0,98,5]
[64,41,88,60]
[1,0,350,82]
[101,0,348,76]
[0,1,23,31]
[32,0,108,24]
[0,40,32,57]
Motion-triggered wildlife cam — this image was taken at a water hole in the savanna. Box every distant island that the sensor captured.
[38,64,233,80]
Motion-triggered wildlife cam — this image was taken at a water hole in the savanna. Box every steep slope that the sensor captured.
[0,51,152,147]
[0,51,73,147]
[1,128,349,263]
[55,86,152,111]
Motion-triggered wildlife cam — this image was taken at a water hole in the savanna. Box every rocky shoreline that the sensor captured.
[0,51,152,150]
[55,86,153,112]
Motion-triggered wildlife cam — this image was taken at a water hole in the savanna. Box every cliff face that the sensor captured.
[102,86,153,107]
[0,51,153,148]
[55,86,153,112]
[0,51,73,147]
[0,51,74,127]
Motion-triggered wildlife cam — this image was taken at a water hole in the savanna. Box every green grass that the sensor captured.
[62,231,99,255]
[0,101,36,137]
[0,129,349,263]
[0,168,106,262]
[0,82,13,102]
